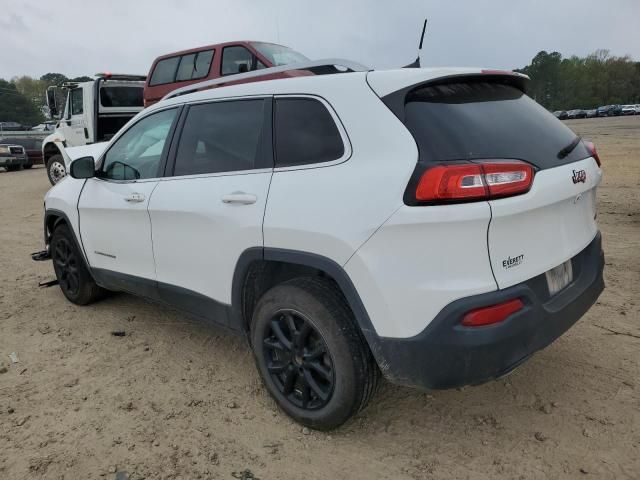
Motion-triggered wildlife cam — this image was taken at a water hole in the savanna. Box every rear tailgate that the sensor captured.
[489,157,601,288]
[376,72,603,290]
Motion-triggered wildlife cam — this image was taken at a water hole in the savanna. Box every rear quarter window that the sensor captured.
[402,82,590,169]
[274,98,344,167]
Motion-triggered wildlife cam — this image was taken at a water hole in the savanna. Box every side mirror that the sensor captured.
[69,156,95,179]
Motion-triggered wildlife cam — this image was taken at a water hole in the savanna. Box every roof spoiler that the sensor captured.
[162,58,369,101]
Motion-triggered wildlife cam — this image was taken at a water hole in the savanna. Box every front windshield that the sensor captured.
[251,42,308,66]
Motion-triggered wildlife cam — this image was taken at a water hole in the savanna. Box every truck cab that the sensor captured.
[42,74,145,185]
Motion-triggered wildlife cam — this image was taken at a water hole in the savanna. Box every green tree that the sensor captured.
[0,79,44,125]
[517,49,640,110]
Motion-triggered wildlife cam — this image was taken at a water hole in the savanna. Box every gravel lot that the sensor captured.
[1,116,638,479]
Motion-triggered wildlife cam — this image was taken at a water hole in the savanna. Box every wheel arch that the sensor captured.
[232,247,385,364]
[43,141,62,163]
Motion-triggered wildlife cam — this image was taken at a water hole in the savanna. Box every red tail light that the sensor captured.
[414,160,534,203]
[462,298,524,327]
[584,141,601,167]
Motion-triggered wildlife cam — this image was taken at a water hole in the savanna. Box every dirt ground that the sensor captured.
[1,116,638,480]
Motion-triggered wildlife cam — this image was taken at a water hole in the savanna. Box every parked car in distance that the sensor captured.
[40,64,605,430]
[0,144,27,171]
[566,109,587,119]
[597,104,622,117]
[0,121,26,132]
[621,104,637,116]
[553,110,568,120]
[0,136,44,167]
[586,109,597,118]
[144,41,311,106]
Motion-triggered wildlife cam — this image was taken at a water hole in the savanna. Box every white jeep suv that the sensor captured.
[40,64,605,429]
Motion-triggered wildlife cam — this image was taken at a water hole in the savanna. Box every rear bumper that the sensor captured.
[375,232,604,390]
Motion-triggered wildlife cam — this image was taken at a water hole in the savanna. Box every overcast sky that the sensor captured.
[0,0,638,80]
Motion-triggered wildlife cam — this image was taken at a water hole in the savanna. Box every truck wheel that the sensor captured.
[6,164,23,172]
[51,224,105,305]
[47,154,66,185]
[250,277,379,430]
[23,156,33,169]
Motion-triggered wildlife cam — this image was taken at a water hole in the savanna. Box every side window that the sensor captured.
[149,57,180,86]
[222,46,258,75]
[274,98,344,167]
[176,53,197,82]
[173,99,266,176]
[102,108,177,180]
[70,88,83,115]
[192,50,214,79]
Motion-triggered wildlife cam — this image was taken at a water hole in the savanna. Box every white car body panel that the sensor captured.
[345,202,496,338]
[366,68,484,97]
[488,157,602,289]
[78,178,159,280]
[263,76,418,265]
[66,142,109,165]
[148,171,272,304]
[43,177,85,243]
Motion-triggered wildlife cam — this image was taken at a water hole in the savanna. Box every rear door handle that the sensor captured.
[221,192,257,205]
[124,192,145,203]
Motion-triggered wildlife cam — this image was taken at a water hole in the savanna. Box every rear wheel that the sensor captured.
[250,277,379,430]
[51,225,105,305]
[47,154,66,185]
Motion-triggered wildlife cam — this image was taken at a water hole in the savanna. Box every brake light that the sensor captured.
[414,161,534,203]
[462,298,524,327]
[584,141,601,167]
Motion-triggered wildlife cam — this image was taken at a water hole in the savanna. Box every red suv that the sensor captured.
[144,41,310,106]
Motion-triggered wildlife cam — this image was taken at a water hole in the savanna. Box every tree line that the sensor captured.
[0,73,91,126]
[515,49,640,111]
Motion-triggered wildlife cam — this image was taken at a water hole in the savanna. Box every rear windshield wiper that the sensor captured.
[557,136,582,159]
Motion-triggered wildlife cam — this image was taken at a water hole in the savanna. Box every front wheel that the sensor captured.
[46,154,66,185]
[250,277,379,430]
[51,225,105,305]
[6,163,23,172]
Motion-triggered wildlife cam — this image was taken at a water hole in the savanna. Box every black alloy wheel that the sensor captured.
[263,309,335,410]
[52,236,81,297]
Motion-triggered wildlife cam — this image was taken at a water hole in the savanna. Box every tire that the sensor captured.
[6,163,23,172]
[46,154,66,185]
[50,224,105,305]
[23,156,33,169]
[250,277,379,430]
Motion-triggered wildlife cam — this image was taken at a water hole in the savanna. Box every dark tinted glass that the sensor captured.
[100,87,143,107]
[174,100,266,176]
[149,57,180,86]
[176,53,197,82]
[70,88,83,115]
[274,98,344,167]
[221,46,255,75]
[403,82,590,168]
[193,50,214,79]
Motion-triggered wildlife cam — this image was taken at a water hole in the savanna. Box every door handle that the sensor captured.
[124,192,145,203]
[221,192,257,205]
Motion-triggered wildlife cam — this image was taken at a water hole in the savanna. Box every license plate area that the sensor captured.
[545,259,573,297]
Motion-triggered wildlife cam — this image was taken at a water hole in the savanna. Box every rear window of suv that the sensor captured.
[403,82,590,169]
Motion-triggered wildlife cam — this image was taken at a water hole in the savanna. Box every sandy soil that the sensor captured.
[0,116,638,480]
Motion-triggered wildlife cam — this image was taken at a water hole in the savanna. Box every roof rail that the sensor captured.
[162,58,370,101]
